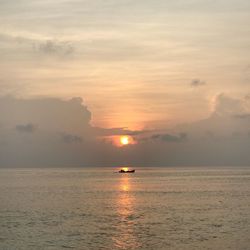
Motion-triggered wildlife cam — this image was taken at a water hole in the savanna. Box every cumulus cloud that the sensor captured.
[190,79,206,87]
[179,94,250,139]
[0,96,94,167]
[0,96,149,167]
[213,93,245,116]
[0,96,92,134]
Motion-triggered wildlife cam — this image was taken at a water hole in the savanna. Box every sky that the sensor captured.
[0,0,250,167]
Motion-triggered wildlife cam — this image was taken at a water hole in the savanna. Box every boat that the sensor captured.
[118,168,135,173]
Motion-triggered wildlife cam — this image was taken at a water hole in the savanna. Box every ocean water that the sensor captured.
[0,167,250,250]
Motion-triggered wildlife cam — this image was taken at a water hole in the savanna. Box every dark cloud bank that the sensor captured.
[0,95,249,167]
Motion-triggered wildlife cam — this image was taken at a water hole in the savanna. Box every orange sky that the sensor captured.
[0,0,249,131]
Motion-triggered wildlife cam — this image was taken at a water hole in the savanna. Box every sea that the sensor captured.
[0,167,250,250]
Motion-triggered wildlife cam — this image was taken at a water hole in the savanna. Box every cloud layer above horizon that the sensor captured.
[0,95,249,167]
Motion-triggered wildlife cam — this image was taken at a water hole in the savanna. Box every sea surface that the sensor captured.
[0,167,250,250]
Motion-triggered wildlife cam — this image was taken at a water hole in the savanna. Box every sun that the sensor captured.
[120,136,129,145]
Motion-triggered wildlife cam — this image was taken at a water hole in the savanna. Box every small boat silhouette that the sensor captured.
[118,169,135,173]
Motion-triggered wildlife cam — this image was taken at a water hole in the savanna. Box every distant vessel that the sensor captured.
[118,167,135,173]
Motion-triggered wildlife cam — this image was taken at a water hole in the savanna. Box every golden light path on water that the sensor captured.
[112,174,141,249]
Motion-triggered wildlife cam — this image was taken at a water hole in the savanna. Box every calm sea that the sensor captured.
[0,167,250,250]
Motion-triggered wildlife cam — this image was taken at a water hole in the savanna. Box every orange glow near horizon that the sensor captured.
[103,135,136,147]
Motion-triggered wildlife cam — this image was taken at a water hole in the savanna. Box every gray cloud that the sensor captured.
[36,40,74,56]
[15,123,37,133]
[214,94,246,116]
[178,94,250,139]
[243,65,250,82]
[151,132,187,142]
[92,126,149,136]
[0,33,75,58]
[190,79,206,87]
[0,96,91,134]
[0,95,250,167]
[245,94,250,100]
[61,133,83,144]
[234,113,250,119]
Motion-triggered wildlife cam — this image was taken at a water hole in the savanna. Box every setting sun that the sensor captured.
[120,136,129,145]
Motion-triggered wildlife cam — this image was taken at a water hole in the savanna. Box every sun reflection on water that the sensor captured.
[120,176,130,192]
[112,175,141,249]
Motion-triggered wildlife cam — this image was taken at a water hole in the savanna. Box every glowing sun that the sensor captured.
[120,136,129,145]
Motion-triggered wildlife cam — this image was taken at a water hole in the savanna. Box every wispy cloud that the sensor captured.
[36,40,74,56]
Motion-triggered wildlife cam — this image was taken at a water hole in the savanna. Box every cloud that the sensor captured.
[92,126,149,136]
[233,113,250,119]
[0,96,91,134]
[0,94,250,167]
[61,133,83,144]
[0,96,94,167]
[213,93,247,116]
[178,94,250,138]
[243,65,250,82]
[36,40,74,56]
[190,79,206,87]
[16,123,37,133]
[0,32,75,59]
[151,132,187,142]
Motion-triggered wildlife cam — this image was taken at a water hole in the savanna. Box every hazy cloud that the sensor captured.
[0,96,91,133]
[16,123,37,133]
[243,65,250,82]
[61,133,83,144]
[234,113,250,119]
[190,79,206,87]
[36,40,74,56]
[151,132,187,142]
[92,126,149,136]
[214,94,246,116]
[0,95,250,167]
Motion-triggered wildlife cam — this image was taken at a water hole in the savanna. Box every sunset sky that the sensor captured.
[0,0,250,167]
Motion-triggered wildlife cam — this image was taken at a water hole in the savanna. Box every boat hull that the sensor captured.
[118,170,135,173]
